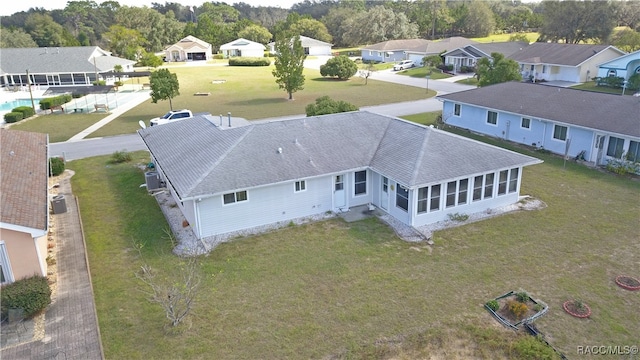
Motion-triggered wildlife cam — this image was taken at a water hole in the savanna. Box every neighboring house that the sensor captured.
[597,49,640,82]
[0,46,135,88]
[438,82,640,166]
[220,38,265,58]
[361,37,477,65]
[508,42,627,84]
[138,112,541,242]
[0,129,49,285]
[164,35,213,62]
[443,41,529,73]
[268,36,333,56]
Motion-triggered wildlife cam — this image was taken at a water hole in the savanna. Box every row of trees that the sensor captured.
[2,1,639,60]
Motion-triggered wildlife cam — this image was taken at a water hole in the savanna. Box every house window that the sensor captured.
[628,141,640,162]
[385,52,390,58]
[454,103,461,116]
[521,118,530,129]
[607,137,625,158]
[607,69,617,77]
[542,65,547,74]
[458,179,468,205]
[473,175,483,201]
[498,170,508,195]
[430,184,441,211]
[553,125,567,141]
[417,187,428,213]
[223,190,248,204]
[396,185,409,211]
[295,180,306,192]
[354,170,367,195]
[446,181,456,208]
[509,168,519,193]
[486,111,497,125]
[369,51,372,56]
[484,173,494,199]
[0,242,13,285]
[335,175,344,191]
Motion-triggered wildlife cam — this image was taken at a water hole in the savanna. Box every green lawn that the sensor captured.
[69,125,639,359]
[89,66,431,138]
[7,113,105,143]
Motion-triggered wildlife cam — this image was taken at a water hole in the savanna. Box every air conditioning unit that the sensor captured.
[145,171,160,190]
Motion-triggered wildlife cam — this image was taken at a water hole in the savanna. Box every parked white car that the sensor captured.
[393,60,415,71]
[149,109,193,126]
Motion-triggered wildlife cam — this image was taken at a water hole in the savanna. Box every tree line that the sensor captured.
[1,0,639,60]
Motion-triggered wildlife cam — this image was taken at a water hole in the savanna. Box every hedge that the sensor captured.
[4,112,24,123]
[13,105,35,118]
[228,57,271,66]
[49,157,65,177]
[1,275,52,319]
[39,94,72,110]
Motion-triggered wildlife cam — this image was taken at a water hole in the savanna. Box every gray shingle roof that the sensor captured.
[362,37,477,54]
[0,129,48,231]
[437,82,640,137]
[139,112,540,199]
[0,46,135,74]
[508,42,620,66]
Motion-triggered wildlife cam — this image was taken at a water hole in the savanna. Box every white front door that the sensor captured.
[380,176,389,210]
[593,134,606,165]
[334,175,346,209]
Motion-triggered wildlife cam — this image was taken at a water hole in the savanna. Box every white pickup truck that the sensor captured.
[149,109,194,126]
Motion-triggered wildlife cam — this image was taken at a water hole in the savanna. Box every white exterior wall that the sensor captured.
[196,176,333,238]
[307,45,332,56]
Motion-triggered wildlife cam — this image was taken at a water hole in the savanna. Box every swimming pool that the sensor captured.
[0,99,41,112]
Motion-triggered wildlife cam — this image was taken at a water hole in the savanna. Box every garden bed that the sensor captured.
[485,290,548,329]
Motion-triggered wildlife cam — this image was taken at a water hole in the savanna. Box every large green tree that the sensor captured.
[476,52,522,87]
[238,24,273,44]
[540,0,615,44]
[115,6,183,52]
[0,28,38,48]
[150,68,180,111]
[24,13,69,46]
[102,25,146,60]
[342,6,419,46]
[272,33,305,100]
[289,18,332,43]
[611,28,640,52]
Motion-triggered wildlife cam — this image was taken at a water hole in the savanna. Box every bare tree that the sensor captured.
[358,63,375,85]
[134,230,201,327]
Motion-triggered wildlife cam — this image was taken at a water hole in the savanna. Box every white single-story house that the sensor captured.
[138,112,541,242]
[0,129,49,284]
[438,82,640,166]
[508,43,627,84]
[442,41,529,73]
[0,46,135,88]
[220,38,266,58]
[597,49,640,82]
[164,35,213,62]
[268,35,333,56]
[361,37,477,65]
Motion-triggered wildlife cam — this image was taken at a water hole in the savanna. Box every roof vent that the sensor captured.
[277,147,283,154]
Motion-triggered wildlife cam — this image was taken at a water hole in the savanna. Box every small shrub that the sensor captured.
[533,303,544,312]
[3,112,24,123]
[508,300,528,319]
[486,299,499,312]
[110,150,132,164]
[515,291,529,303]
[49,157,65,177]
[606,156,640,175]
[305,95,358,116]
[93,80,107,86]
[1,275,52,319]
[213,54,224,59]
[46,255,56,266]
[12,106,35,118]
[447,212,469,222]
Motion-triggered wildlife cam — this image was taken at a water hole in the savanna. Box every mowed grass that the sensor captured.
[6,113,105,143]
[89,65,431,138]
[69,134,639,359]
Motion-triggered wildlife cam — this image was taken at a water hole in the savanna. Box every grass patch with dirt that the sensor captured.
[70,133,639,359]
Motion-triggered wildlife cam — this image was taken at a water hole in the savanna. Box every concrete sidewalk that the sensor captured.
[0,172,104,360]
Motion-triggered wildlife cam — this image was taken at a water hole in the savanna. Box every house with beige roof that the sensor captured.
[508,42,626,84]
[0,129,49,284]
[164,35,213,62]
[442,41,529,73]
[361,37,477,65]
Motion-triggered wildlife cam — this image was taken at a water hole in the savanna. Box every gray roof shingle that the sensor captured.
[362,37,477,54]
[0,46,135,74]
[508,42,619,66]
[139,112,540,200]
[0,129,48,231]
[437,82,640,138]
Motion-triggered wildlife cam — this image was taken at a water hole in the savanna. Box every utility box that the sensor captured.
[51,194,67,214]
[145,171,160,190]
